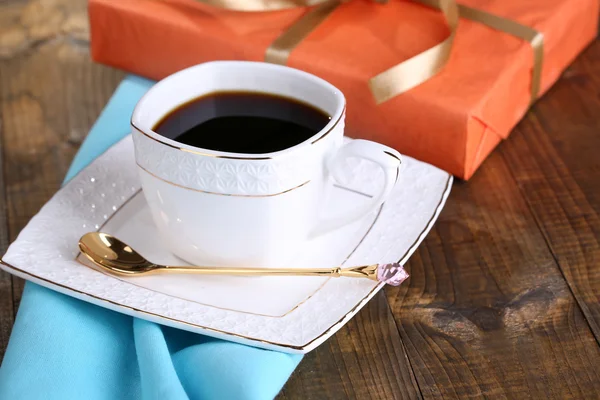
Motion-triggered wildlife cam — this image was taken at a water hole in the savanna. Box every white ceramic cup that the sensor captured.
[131,61,402,267]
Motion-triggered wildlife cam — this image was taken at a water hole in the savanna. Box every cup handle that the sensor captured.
[310,139,402,238]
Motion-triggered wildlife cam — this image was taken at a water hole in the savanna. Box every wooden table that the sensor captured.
[1,1,599,398]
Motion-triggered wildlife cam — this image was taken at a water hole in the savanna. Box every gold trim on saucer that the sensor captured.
[92,189,324,318]
[137,163,311,197]
[0,258,380,351]
[75,187,383,318]
[77,253,330,318]
[404,175,451,253]
[1,174,452,351]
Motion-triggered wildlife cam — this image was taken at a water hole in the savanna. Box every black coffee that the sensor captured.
[153,91,331,154]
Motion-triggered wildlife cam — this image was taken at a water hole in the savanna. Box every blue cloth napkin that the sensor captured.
[0,76,302,400]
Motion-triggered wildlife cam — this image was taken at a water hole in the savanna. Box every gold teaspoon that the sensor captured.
[78,232,409,286]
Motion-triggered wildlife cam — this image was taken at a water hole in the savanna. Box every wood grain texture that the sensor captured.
[0,0,599,399]
[279,292,422,400]
[502,43,600,341]
[0,94,14,357]
[386,148,600,399]
[0,0,123,311]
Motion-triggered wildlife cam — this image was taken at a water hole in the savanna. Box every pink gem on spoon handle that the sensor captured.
[377,263,409,286]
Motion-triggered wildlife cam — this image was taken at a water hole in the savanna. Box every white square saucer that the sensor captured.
[1,136,451,353]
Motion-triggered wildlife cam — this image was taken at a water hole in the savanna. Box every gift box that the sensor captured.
[89,0,597,179]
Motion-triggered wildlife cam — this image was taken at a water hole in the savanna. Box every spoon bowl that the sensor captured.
[79,232,157,275]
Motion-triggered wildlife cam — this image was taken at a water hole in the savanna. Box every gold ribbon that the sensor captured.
[456,4,544,104]
[265,0,342,65]
[265,0,459,104]
[367,0,459,104]
[190,0,543,105]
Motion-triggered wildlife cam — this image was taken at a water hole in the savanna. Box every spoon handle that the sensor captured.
[161,264,379,281]
[78,232,409,286]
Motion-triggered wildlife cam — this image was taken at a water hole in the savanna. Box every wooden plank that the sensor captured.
[279,292,422,400]
[501,42,600,341]
[0,0,26,360]
[0,90,15,358]
[386,148,600,399]
[0,0,123,314]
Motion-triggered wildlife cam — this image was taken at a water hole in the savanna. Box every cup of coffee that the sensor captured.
[131,61,401,267]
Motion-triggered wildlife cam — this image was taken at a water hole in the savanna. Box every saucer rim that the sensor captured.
[0,135,453,353]
[0,174,451,353]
